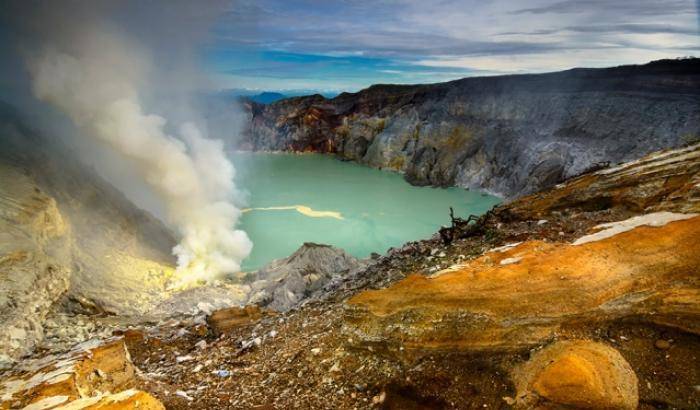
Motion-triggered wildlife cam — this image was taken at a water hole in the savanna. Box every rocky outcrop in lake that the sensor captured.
[243,58,700,197]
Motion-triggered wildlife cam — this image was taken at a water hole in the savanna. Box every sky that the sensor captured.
[0,1,698,97]
[208,0,700,93]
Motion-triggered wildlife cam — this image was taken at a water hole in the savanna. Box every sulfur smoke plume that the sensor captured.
[25,19,252,286]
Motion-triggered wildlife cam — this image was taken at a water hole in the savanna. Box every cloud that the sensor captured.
[414,48,695,74]
[511,0,697,15]
[209,0,698,90]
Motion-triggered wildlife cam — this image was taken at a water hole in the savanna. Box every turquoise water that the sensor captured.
[234,153,501,271]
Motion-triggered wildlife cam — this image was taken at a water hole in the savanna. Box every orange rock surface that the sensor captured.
[0,339,164,409]
[53,389,164,410]
[346,216,700,352]
[512,340,638,409]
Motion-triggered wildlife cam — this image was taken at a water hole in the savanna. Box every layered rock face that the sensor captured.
[0,338,164,409]
[0,103,177,364]
[243,58,700,197]
[0,164,71,363]
[501,142,700,218]
[346,214,700,352]
[339,143,700,408]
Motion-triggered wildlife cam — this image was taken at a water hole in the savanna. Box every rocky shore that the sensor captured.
[242,58,700,198]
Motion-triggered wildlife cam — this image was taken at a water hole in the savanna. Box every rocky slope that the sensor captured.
[243,58,700,198]
[4,143,694,409]
[346,213,699,352]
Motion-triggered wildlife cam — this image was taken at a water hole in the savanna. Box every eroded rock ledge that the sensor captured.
[345,214,700,353]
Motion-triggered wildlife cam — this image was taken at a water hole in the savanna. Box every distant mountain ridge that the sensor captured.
[249,92,288,104]
[218,89,338,104]
[242,58,700,198]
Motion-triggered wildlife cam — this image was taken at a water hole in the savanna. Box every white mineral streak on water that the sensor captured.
[572,212,698,246]
[242,205,344,220]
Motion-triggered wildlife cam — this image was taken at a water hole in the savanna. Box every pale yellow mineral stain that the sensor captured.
[242,205,344,220]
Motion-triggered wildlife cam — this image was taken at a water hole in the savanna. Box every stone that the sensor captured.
[0,110,181,361]
[214,370,231,378]
[654,339,671,350]
[502,142,700,219]
[511,340,638,409]
[345,215,700,352]
[207,305,268,336]
[0,164,71,364]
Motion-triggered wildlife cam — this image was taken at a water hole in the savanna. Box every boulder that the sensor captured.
[207,305,270,336]
[345,215,700,352]
[511,340,638,409]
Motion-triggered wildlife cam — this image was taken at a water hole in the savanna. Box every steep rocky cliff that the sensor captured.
[243,58,700,197]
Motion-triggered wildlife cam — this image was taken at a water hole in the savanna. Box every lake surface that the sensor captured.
[234,152,501,271]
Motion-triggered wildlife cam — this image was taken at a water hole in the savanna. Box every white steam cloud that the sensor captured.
[26,24,252,286]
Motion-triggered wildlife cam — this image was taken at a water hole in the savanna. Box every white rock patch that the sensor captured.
[490,242,523,253]
[21,395,69,410]
[500,257,523,266]
[572,212,698,246]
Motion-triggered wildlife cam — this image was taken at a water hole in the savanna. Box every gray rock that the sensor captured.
[248,243,369,311]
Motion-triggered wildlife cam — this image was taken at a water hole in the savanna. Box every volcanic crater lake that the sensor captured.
[234,152,501,271]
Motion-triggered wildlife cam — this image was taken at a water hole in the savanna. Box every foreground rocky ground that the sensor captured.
[2,143,699,409]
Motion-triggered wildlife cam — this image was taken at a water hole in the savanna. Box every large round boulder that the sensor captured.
[511,340,638,409]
